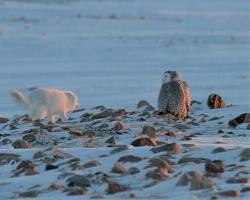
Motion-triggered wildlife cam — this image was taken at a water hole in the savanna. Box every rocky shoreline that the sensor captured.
[0,101,249,199]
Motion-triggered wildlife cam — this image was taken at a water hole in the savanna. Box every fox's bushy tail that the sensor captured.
[11,89,30,109]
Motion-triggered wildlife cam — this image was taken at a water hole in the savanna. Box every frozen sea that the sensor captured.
[0,0,249,117]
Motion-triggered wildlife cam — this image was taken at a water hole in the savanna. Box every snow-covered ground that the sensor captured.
[0,0,250,199]
[0,0,249,117]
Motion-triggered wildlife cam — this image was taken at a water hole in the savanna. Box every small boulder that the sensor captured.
[12,140,32,149]
[137,100,154,112]
[0,117,9,124]
[66,175,90,188]
[229,113,250,128]
[14,160,38,176]
[205,160,224,173]
[151,143,182,154]
[23,133,36,143]
[111,163,128,174]
[145,169,168,181]
[33,151,47,159]
[118,155,143,163]
[19,191,39,198]
[128,167,140,175]
[146,158,172,173]
[131,137,156,147]
[82,160,101,169]
[178,157,209,164]
[212,147,226,154]
[219,190,240,197]
[142,125,157,138]
[239,148,250,161]
[207,93,225,109]
[107,182,128,194]
[226,177,250,184]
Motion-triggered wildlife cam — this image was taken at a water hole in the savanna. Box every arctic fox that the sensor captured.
[11,88,80,123]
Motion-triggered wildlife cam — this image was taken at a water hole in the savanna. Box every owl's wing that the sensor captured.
[158,83,170,112]
[182,81,191,112]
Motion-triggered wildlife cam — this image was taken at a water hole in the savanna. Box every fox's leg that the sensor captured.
[48,113,56,124]
[59,112,68,122]
[29,105,47,121]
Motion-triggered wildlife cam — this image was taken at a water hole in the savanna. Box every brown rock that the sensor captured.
[240,148,250,161]
[66,187,86,196]
[226,177,250,184]
[229,113,250,128]
[219,190,240,197]
[47,182,64,191]
[131,137,156,147]
[207,94,225,109]
[146,158,172,173]
[205,160,224,173]
[82,160,101,169]
[176,173,189,186]
[14,160,38,176]
[105,136,116,145]
[12,140,32,149]
[118,155,143,163]
[111,163,128,174]
[137,100,154,112]
[151,143,182,154]
[33,151,47,159]
[107,182,128,194]
[145,169,168,181]
[112,121,125,131]
[142,125,157,138]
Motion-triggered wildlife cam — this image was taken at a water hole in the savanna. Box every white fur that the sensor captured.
[11,88,80,123]
[162,71,181,83]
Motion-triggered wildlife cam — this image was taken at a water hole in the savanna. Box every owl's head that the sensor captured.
[162,71,181,83]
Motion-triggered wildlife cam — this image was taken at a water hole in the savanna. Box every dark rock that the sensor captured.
[105,136,116,145]
[212,147,227,154]
[19,191,39,198]
[0,117,9,124]
[12,140,32,149]
[110,145,129,154]
[219,190,240,197]
[33,151,47,159]
[137,100,154,112]
[111,163,128,174]
[226,177,250,184]
[205,160,224,173]
[14,160,38,176]
[91,110,113,120]
[0,153,20,164]
[2,138,12,145]
[45,164,58,171]
[240,148,250,161]
[142,125,157,138]
[23,133,36,143]
[65,187,86,196]
[82,160,101,168]
[178,157,210,164]
[112,121,125,131]
[174,124,191,130]
[107,182,128,194]
[131,137,156,147]
[128,167,140,175]
[207,94,225,109]
[241,187,250,193]
[229,113,250,127]
[67,175,90,188]
[47,182,64,191]
[151,143,182,154]
[118,155,143,163]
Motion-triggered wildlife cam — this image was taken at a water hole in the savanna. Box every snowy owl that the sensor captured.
[158,71,191,119]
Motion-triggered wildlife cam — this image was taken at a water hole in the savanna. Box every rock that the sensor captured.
[14,160,38,176]
[128,167,140,175]
[112,121,126,131]
[145,169,168,181]
[65,187,86,196]
[146,158,172,173]
[47,182,64,191]
[0,117,9,124]
[118,155,143,163]
[19,191,39,198]
[131,137,156,147]
[69,127,97,137]
[91,110,113,120]
[142,125,157,138]
[12,140,32,149]
[67,175,90,188]
[205,160,224,173]
[174,124,191,130]
[226,177,250,184]
[229,113,250,127]
[45,164,58,171]
[207,94,225,109]
[247,124,250,130]
[110,145,129,154]
[240,148,250,161]
[178,157,210,164]
[33,151,47,159]
[241,187,250,193]
[151,143,182,154]
[212,147,227,154]
[176,171,214,190]
[23,133,36,143]
[111,163,128,174]
[0,153,20,164]
[105,136,116,145]
[137,100,154,112]
[107,182,129,194]
[2,138,12,145]
[219,190,240,197]
[82,160,101,168]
